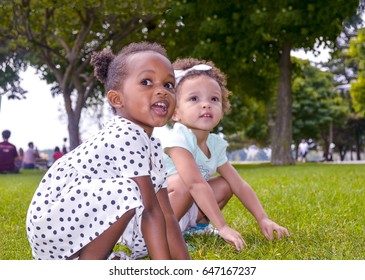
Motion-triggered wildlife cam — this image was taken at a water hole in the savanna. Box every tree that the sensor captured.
[321,7,365,160]
[324,8,365,88]
[162,1,278,140]
[0,46,27,100]
[0,0,167,150]
[291,59,349,160]
[241,1,359,165]
[342,27,365,160]
[333,116,365,160]
[347,28,365,116]
[163,0,359,165]
[0,3,28,106]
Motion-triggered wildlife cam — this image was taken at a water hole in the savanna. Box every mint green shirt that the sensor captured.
[162,123,228,180]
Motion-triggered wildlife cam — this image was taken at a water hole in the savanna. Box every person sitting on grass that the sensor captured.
[0,129,19,174]
[26,42,189,260]
[161,58,290,251]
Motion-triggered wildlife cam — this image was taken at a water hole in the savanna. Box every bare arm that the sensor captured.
[167,147,227,229]
[156,188,190,259]
[132,176,171,259]
[166,147,245,250]
[218,162,268,221]
[217,162,290,240]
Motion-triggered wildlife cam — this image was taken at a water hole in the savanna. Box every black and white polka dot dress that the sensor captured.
[26,116,167,260]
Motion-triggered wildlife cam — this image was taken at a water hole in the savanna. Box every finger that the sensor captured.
[239,233,246,248]
[241,238,247,250]
[235,238,244,251]
[240,235,246,247]
[279,228,290,238]
[237,232,246,250]
[232,232,245,251]
[276,229,283,240]
[264,229,274,241]
[276,227,290,239]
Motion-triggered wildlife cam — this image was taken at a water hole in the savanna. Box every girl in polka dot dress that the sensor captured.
[26,42,189,260]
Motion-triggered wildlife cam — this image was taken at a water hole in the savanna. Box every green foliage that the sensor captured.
[350,74,365,115]
[347,28,365,116]
[0,0,361,158]
[249,1,359,50]
[1,164,365,260]
[0,5,27,100]
[0,0,169,148]
[292,59,349,142]
[0,49,27,99]
[5,0,167,91]
[163,0,359,164]
[333,116,365,160]
[163,0,281,137]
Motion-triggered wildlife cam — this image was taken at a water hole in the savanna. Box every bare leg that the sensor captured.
[168,174,233,224]
[71,209,135,260]
[167,174,194,220]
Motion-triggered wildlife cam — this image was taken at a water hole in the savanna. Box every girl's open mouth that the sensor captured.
[152,101,169,116]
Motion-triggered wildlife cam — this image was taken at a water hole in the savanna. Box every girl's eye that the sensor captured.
[141,79,152,86]
[190,96,197,101]
[212,97,220,102]
[165,82,174,89]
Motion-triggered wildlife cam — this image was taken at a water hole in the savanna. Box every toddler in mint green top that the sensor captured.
[160,57,289,252]
[163,122,228,181]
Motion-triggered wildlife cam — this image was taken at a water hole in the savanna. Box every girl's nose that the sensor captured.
[155,87,168,97]
[202,101,211,108]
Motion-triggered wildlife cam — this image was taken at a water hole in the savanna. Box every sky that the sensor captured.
[0,68,69,151]
[0,48,330,152]
[0,67,110,151]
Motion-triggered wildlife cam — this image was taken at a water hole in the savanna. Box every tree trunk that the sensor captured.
[355,127,361,160]
[271,43,295,165]
[338,146,347,161]
[62,88,82,151]
[67,113,81,151]
[322,138,330,161]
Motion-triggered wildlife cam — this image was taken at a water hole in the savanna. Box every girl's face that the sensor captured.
[108,51,176,136]
[173,75,223,133]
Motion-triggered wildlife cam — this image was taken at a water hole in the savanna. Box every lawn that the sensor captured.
[0,163,364,260]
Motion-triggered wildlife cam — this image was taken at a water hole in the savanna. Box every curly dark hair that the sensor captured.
[90,41,168,93]
[173,58,231,114]
[2,130,11,139]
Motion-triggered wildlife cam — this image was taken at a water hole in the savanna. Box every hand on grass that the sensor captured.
[258,217,290,240]
[218,225,246,251]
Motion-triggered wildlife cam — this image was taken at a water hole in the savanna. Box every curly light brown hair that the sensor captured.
[173,58,231,114]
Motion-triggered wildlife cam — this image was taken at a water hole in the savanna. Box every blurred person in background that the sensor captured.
[0,129,19,174]
[23,142,40,169]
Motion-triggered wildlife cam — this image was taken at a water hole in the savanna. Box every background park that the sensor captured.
[0,0,365,260]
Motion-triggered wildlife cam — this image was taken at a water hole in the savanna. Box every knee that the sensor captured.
[211,176,233,204]
[167,175,191,198]
[170,184,190,197]
[222,181,233,201]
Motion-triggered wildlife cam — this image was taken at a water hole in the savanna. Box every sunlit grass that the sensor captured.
[1,164,364,260]
[0,170,43,260]
[186,163,365,260]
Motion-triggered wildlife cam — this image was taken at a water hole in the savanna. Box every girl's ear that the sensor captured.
[107,90,124,109]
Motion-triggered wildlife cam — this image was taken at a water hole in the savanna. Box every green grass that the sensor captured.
[0,170,43,260]
[1,164,364,260]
